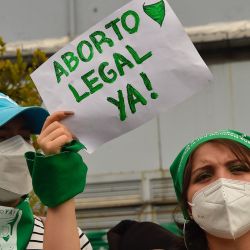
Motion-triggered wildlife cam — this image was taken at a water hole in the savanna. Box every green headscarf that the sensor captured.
[170,129,250,218]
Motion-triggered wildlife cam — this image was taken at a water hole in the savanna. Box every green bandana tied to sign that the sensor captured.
[0,198,34,250]
[170,130,250,218]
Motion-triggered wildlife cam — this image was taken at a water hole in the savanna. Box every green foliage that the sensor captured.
[29,191,47,216]
[0,37,47,106]
[0,37,5,56]
[0,37,48,216]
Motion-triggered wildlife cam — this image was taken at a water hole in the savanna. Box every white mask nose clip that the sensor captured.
[188,201,194,207]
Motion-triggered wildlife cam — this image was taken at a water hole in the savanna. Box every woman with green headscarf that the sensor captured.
[170,129,250,250]
[108,129,250,250]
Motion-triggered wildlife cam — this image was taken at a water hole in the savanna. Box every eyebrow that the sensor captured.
[191,159,242,176]
[191,165,212,176]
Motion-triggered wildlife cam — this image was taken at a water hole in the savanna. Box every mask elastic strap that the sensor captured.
[183,219,189,250]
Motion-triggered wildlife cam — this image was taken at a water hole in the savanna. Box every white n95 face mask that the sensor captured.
[189,178,250,239]
[0,135,34,202]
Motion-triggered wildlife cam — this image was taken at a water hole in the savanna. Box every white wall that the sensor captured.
[1,0,250,42]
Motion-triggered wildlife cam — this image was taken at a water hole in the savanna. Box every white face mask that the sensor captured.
[0,135,34,202]
[189,178,250,239]
[0,188,23,202]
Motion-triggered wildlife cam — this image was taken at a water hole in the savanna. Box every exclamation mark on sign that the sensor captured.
[140,72,159,99]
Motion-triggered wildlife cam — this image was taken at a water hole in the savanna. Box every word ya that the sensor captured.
[108,72,159,121]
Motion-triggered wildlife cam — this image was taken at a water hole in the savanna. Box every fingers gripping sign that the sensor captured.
[37,111,75,155]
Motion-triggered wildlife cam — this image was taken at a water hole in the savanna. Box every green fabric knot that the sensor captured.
[25,140,88,207]
[61,139,86,152]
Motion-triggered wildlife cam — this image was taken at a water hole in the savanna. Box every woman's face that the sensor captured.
[0,116,31,207]
[0,116,31,142]
[187,142,250,204]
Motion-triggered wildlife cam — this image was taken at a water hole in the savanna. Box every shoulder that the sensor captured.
[26,216,44,249]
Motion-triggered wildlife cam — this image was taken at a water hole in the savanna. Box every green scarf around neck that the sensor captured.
[0,198,34,250]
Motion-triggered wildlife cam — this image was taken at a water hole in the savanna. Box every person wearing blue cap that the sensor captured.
[0,93,92,250]
[169,130,250,250]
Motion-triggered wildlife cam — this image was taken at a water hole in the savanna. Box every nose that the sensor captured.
[216,167,233,180]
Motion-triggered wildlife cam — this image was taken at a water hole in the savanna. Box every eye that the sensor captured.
[230,164,250,174]
[18,129,32,142]
[22,136,31,142]
[193,171,212,183]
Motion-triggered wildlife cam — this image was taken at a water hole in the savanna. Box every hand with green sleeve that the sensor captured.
[25,111,88,207]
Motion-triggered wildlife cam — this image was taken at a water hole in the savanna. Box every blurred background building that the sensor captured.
[1,0,250,248]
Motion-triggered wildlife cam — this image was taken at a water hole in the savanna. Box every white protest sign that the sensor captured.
[31,0,212,153]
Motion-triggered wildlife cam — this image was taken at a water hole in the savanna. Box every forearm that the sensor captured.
[44,199,80,250]
[26,112,88,250]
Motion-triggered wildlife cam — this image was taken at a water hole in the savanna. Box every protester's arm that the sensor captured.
[37,111,81,250]
[44,199,80,250]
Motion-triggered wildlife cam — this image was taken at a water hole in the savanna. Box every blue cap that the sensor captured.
[0,93,49,134]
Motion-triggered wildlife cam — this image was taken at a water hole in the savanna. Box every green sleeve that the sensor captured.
[25,140,88,207]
